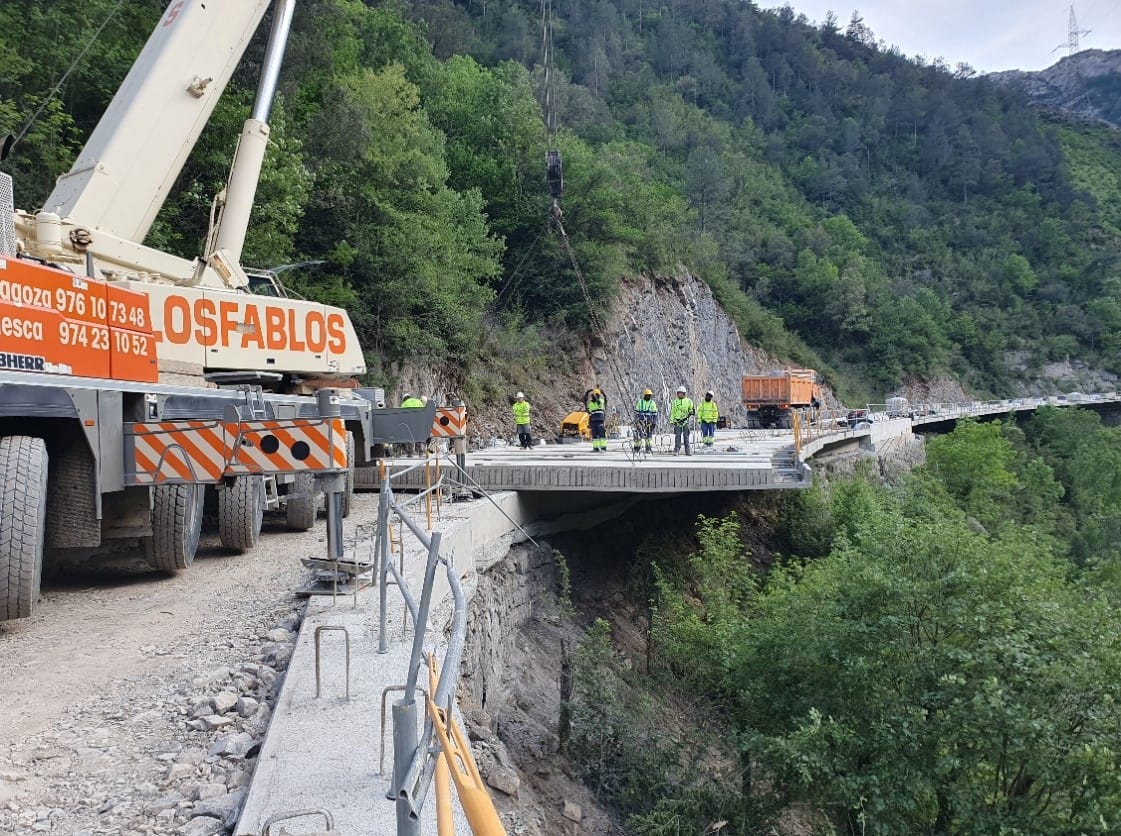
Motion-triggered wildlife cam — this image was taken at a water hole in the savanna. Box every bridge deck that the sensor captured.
[360,429,812,493]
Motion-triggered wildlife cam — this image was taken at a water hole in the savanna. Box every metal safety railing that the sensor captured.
[373,462,507,836]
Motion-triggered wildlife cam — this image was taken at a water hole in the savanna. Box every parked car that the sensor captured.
[839,409,872,428]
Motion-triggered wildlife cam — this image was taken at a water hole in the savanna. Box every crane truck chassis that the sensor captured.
[0,219,439,623]
[0,355,438,622]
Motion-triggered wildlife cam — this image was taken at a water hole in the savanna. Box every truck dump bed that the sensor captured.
[742,369,818,406]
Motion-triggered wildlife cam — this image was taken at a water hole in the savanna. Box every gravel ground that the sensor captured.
[0,494,384,836]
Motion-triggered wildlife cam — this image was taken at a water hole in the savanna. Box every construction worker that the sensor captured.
[513,392,533,448]
[401,392,426,454]
[633,388,658,453]
[585,387,607,452]
[698,390,719,447]
[670,385,694,455]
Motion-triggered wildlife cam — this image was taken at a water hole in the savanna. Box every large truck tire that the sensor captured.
[341,432,355,519]
[145,484,204,573]
[0,436,48,620]
[285,472,318,532]
[218,476,265,553]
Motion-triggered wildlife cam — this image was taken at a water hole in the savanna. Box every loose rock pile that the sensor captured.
[0,612,301,836]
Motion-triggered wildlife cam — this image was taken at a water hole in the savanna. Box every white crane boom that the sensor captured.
[45,0,272,245]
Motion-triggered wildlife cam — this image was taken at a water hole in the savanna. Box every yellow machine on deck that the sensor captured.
[557,410,590,442]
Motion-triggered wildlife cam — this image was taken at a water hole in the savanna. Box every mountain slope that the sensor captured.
[990,50,1121,128]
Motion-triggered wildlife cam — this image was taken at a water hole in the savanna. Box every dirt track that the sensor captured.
[0,499,375,835]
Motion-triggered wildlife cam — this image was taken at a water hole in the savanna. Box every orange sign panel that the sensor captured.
[0,258,109,327]
[110,327,159,383]
[0,300,110,378]
[128,418,349,484]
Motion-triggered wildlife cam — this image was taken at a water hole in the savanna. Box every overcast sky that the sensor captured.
[760,0,1121,72]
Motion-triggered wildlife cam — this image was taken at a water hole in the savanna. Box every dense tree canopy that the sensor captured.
[632,412,1121,833]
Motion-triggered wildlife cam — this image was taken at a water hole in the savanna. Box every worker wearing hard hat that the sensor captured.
[585,387,608,452]
[697,390,719,448]
[513,392,533,449]
[633,388,658,453]
[670,385,695,455]
[400,392,426,454]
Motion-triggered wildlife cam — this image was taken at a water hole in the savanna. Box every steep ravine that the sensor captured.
[456,441,930,834]
[457,542,624,835]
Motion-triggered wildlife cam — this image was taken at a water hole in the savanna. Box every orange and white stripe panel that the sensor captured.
[127,418,347,484]
[130,420,230,484]
[431,406,467,438]
[225,418,348,475]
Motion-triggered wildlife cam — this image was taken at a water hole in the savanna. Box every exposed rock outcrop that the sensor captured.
[400,271,800,444]
[989,49,1121,128]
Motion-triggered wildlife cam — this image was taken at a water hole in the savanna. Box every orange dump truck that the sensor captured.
[742,369,821,429]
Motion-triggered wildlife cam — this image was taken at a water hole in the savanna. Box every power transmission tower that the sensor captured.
[1053,4,1092,56]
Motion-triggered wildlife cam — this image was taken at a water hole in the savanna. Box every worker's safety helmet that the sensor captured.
[516,391,525,398]
[705,390,714,399]
[676,386,686,394]
[592,388,601,396]
[403,392,413,400]
[643,388,653,397]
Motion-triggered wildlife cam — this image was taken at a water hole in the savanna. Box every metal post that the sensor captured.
[377,477,391,654]
[392,698,420,836]
[316,390,347,596]
[452,431,469,501]
[424,454,433,530]
[405,532,443,700]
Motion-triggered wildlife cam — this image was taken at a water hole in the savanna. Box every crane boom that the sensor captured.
[10,0,367,387]
[45,0,272,244]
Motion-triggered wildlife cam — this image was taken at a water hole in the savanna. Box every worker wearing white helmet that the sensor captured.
[513,391,533,448]
[698,390,719,448]
[670,386,695,455]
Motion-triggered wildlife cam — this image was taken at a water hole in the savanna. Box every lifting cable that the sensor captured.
[4,0,128,160]
[539,0,661,460]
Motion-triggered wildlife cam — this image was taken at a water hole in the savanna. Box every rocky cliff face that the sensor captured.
[989,49,1121,128]
[590,272,782,427]
[398,271,800,445]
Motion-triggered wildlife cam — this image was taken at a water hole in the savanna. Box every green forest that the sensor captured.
[5,3,1121,833]
[2,0,1120,397]
[565,409,1121,834]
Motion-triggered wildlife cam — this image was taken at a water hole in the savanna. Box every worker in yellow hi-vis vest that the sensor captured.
[670,386,694,456]
[585,387,607,452]
[512,392,533,448]
[697,390,719,448]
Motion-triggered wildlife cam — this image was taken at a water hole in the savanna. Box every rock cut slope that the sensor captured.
[989,49,1121,128]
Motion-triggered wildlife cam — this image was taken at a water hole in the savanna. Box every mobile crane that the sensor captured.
[10,0,366,392]
[0,0,436,621]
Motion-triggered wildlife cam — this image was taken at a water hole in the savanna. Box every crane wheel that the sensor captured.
[0,436,48,620]
[145,484,204,573]
[218,475,265,553]
[341,432,355,519]
[285,472,318,532]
